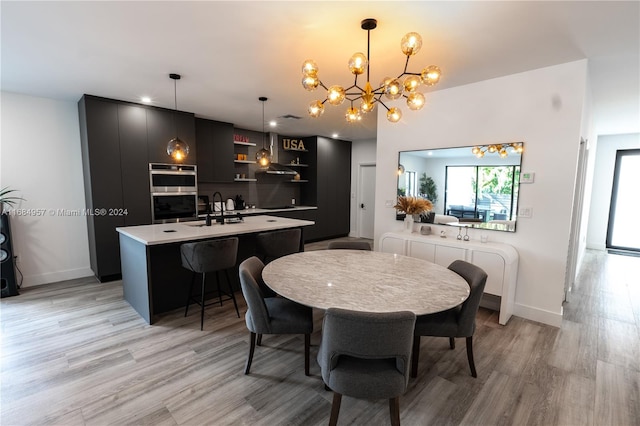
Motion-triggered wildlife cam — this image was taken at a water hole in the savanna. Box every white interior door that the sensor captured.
[358,164,376,239]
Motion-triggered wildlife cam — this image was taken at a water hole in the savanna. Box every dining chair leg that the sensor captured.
[256,334,262,346]
[449,337,455,349]
[304,333,310,376]
[245,332,256,374]
[200,273,206,331]
[466,336,477,378]
[389,397,401,426]
[410,335,420,378]
[184,272,195,317]
[225,269,240,318]
[329,392,342,426]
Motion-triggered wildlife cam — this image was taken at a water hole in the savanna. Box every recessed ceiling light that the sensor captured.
[332,133,338,138]
[141,96,152,103]
[269,120,277,127]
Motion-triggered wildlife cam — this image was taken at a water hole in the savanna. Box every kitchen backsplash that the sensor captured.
[198,179,303,210]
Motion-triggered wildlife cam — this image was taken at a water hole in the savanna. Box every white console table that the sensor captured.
[379,231,519,325]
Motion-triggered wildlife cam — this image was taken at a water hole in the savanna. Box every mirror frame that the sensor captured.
[397,144,524,232]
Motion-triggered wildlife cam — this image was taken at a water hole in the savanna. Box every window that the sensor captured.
[445,165,520,221]
[405,171,417,197]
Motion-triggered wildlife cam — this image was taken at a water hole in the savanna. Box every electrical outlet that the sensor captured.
[291,198,295,205]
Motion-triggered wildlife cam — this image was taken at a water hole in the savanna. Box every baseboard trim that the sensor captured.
[22,267,94,288]
[513,302,563,328]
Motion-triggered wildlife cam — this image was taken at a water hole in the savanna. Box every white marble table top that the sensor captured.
[262,250,470,315]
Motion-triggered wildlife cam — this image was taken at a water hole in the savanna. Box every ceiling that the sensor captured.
[2,1,638,142]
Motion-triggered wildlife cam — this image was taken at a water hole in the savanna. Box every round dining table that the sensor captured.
[261,250,470,315]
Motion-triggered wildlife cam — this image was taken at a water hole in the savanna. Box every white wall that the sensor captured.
[374,60,589,327]
[349,138,376,237]
[1,92,92,287]
[586,132,640,250]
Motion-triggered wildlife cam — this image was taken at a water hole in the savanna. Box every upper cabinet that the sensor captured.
[147,108,196,164]
[78,94,196,281]
[195,118,234,183]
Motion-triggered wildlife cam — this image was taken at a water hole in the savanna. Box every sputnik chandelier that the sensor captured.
[301,18,442,124]
[472,142,524,158]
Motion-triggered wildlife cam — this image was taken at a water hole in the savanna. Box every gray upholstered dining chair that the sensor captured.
[317,308,416,426]
[411,260,487,378]
[326,240,372,251]
[255,228,302,264]
[238,256,313,375]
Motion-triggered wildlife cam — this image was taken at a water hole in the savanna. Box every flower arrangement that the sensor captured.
[393,196,433,215]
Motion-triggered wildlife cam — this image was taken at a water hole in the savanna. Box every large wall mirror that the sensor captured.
[397,143,524,232]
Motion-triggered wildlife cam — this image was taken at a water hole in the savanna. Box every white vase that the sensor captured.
[404,215,414,233]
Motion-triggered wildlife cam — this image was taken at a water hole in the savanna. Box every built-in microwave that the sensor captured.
[149,163,197,193]
[149,163,198,223]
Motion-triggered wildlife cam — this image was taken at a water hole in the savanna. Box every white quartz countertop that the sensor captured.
[116,215,314,246]
[198,205,316,219]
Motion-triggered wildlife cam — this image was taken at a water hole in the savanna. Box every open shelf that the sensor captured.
[288,179,309,183]
[286,163,309,167]
[234,178,257,182]
[234,141,256,146]
[234,160,255,164]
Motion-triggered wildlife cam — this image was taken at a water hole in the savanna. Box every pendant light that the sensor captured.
[166,73,190,162]
[301,18,442,124]
[256,96,271,167]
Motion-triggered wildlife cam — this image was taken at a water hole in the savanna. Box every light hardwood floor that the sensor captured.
[1,248,639,425]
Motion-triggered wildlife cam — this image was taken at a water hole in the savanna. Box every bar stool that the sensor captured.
[255,228,302,264]
[180,237,240,330]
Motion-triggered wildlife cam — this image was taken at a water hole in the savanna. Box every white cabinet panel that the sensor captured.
[470,250,505,296]
[379,234,406,255]
[434,245,466,267]
[407,240,435,262]
[379,232,518,325]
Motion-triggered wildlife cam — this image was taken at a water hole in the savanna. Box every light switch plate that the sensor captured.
[518,207,533,218]
[520,172,535,183]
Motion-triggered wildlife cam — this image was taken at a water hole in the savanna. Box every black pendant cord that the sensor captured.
[259,96,267,150]
[173,77,178,139]
[366,27,371,84]
[170,73,181,140]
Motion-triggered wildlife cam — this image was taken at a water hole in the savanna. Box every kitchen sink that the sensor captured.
[263,205,295,210]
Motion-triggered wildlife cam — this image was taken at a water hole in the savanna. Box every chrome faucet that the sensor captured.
[212,191,225,224]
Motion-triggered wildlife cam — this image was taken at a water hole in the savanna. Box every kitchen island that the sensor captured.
[116,215,314,324]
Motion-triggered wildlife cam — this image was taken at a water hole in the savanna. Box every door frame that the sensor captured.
[606,148,640,252]
[357,162,376,239]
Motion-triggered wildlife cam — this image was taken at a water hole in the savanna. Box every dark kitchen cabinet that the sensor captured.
[118,104,151,226]
[316,136,351,238]
[79,95,197,281]
[147,108,196,164]
[79,96,126,281]
[196,118,234,182]
[304,136,351,240]
[267,209,319,242]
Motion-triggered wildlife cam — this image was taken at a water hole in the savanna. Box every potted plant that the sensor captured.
[0,186,25,214]
[419,173,438,204]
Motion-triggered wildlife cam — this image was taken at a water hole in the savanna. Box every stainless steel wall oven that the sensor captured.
[149,163,198,223]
